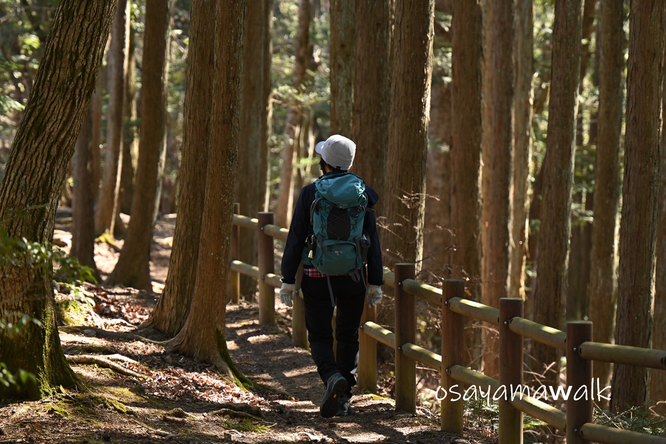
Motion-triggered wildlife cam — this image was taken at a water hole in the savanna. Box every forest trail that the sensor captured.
[0,215,494,444]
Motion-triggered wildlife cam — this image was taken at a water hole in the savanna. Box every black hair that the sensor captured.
[319,157,347,174]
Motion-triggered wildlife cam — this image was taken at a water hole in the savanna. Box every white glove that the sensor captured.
[280,283,297,307]
[367,285,383,308]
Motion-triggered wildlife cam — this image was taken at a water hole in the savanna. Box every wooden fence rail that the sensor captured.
[230,210,666,444]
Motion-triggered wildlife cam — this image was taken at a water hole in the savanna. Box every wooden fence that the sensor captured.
[230,211,666,444]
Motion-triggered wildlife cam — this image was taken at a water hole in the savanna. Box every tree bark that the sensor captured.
[106,0,172,290]
[509,0,533,302]
[95,0,130,236]
[566,0,597,321]
[423,77,451,278]
[383,0,434,269]
[143,0,215,336]
[451,0,483,367]
[652,52,666,412]
[589,0,623,378]
[120,28,138,216]
[611,0,664,413]
[0,0,116,401]
[330,0,355,136]
[275,0,311,228]
[237,0,267,298]
[482,0,515,380]
[168,0,246,378]
[71,104,100,279]
[260,0,273,212]
[532,0,582,388]
[91,61,105,201]
[351,0,390,202]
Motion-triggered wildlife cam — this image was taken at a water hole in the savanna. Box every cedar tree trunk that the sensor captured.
[383,0,434,269]
[588,0,623,396]
[95,0,130,236]
[451,0,483,366]
[168,0,246,379]
[351,0,390,201]
[482,0,515,380]
[611,0,664,413]
[0,0,116,401]
[532,0,582,388]
[330,0,355,136]
[106,0,172,290]
[142,0,215,336]
[237,0,267,298]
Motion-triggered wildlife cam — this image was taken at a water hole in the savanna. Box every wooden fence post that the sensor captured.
[292,263,308,349]
[230,203,241,304]
[441,279,465,434]
[358,302,378,392]
[566,321,593,444]
[257,212,275,325]
[394,263,416,413]
[499,297,523,444]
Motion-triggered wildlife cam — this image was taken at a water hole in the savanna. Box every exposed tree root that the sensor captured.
[208,403,266,422]
[213,402,264,419]
[215,329,255,390]
[65,355,147,379]
[59,326,163,344]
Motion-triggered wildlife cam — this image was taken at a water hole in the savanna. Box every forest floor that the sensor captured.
[0,214,539,443]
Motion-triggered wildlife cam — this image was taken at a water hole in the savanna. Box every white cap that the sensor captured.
[315,134,356,171]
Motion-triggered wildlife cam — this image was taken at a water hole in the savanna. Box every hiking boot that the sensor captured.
[320,373,348,418]
[336,393,353,417]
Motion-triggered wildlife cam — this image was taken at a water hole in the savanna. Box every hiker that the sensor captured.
[279,134,384,418]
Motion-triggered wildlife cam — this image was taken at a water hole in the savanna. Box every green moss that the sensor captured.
[45,403,70,418]
[103,386,145,404]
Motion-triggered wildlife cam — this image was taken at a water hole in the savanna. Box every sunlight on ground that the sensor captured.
[247,334,278,344]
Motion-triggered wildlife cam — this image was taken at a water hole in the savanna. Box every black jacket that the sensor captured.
[281,172,384,286]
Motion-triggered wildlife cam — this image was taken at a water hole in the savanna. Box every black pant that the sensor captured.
[301,273,366,394]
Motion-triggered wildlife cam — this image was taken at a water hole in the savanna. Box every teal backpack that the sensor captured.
[303,173,370,281]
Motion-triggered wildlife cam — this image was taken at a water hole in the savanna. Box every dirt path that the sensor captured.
[0,215,497,443]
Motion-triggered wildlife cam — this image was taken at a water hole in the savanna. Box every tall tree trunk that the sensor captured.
[383,0,434,269]
[509,0,533,301]
[91,64,105,201]
[275,0,311,228]
[106,0,172,290]
[652,56,666,412]
[120,28,138,216]
[168,0,246,378]
[611,0,664,413]
[525,163,544,322]
[0,0,116,401]
[480,0,494,375]
[95,0,130,236]
[142,0,214,336]
[351,0,390,201]
[423,78,452,277]
[532,0,582,388]
[567,0,597,321]
[237,0,267,298]
[423,145,451,277]
[71,104,100,280]
[451,0,483,367]
[330,0,355,136]
[260,0,273,212]
[482,0,515,380]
